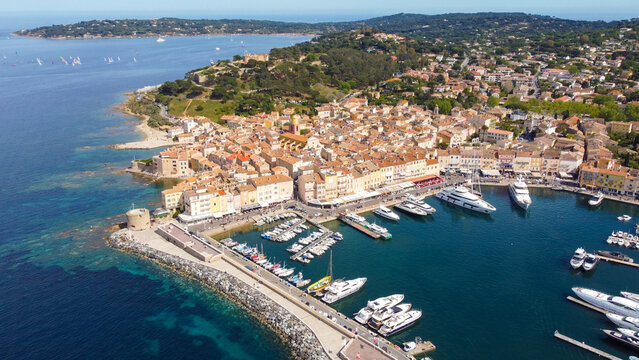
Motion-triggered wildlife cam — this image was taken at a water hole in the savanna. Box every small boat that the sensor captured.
[570,248,587,269]
[582,253,599,271]
[215,47,220,51]
[295,279,311,287]
[588,191,604,206]
[156,37,166,43]
[597,250,634,263]
[602,329,639,351]
[373,206,400,221]
[618,214,633,222]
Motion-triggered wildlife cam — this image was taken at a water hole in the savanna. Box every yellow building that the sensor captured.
[579,164,627,193]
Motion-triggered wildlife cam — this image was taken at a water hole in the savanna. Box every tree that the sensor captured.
[487,96,500,107]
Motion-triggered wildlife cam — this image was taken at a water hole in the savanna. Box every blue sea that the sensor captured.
[2,15,639,360]
[0,18,309,360]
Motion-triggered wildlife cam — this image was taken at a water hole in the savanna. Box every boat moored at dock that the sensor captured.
[588,191,604,207]
[373,206,400,221]
[582,253,599,271]
[322,277,367,304]
[606,313,639,332]
[394,201,429,216]
[570,248,587,269]
[378,309,422,337]
[435,186,496,214]
[572,287,639,317]
[597,250,634,263]
[602,329,639,351]
[368,303,412,330]
[508,176,532,210]
[622,291,639,303]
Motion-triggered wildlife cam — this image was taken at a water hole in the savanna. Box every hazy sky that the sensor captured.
[5,0,639,21]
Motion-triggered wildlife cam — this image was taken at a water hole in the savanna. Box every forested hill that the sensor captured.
[13,13,638,40]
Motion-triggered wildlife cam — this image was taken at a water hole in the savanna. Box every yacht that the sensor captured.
[622,291,639,303]
[597,250,634,263]
[156,37,166,43]
[582,253,599,271]
[406,195,436,213]
[570,248,587,269]
[373,206,400,221]
[368,303,412,330]
[602,329,639,351]
[378,310,422,337]
[435,186,496,214]
[354,307,376,325]
[606,313,639,332]
[508,176,532,210]
[589,192,604,207]
[572,287,639,317]
[394,201,429,216]
[367,294,405,312]
[617,327,639,340]
[322,277,367,304]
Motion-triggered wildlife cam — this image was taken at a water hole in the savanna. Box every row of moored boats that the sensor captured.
[344,212,393,239]
[353,294,421,337]
[254,212,298,226]
[572,287,639,351]
[261,218,306,242]
[607,231,639,250]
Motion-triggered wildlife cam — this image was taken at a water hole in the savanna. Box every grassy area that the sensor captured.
[167,98,237,123]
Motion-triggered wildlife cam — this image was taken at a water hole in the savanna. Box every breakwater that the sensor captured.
[108,230,329,360]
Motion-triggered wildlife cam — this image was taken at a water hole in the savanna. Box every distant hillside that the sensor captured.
[13,13,638,40]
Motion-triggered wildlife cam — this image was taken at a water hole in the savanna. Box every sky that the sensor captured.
[3,0,639,22]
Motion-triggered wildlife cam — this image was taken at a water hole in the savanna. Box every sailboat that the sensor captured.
[36,58,42,66]
[307,251,333,292]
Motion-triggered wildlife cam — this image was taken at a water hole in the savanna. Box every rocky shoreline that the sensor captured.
[107,230,329,360]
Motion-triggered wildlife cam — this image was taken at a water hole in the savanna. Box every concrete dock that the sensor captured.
[338,216,381,239]
[566,296,607,314]
[269,217,305,242]
[407,341,437,357]
[596,254,639,268]
[290,230,334,262]
[554,330,622,360]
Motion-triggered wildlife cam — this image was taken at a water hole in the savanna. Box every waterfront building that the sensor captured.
[249,174,294,206]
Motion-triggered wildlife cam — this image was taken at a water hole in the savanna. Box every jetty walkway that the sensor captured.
[554,330,622,360]
[290,230,334,261]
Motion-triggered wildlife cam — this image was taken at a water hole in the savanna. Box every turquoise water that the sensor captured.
[227,187,639,359]
[0,18,309,360]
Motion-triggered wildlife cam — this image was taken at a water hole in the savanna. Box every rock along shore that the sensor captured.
[108,230,329,360]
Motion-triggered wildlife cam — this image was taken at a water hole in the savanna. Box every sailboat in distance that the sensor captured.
[307,251,333,292]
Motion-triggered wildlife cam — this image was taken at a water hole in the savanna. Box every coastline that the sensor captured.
[108,229,330,360]
[10,32,318,40]
[108,98,175,150]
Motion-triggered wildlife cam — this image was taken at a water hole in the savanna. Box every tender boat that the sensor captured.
[589,191,604,207]
[622,291,639,303]
[156,37,166,42]
[394,201,429,216]
[582,253,599,271]
[572,287,639,317]
[435,186,496,214]
[379,310,422,337]
[368,303,412,330]
[373,206,400,221]
[606,313,639,332]
[597,250,634,263]
[570,248,587,269]
[307,276,331,293]
[603,329,639,351]
[508,176,532,210]
[322,277,367,304]
[619,214,633,222]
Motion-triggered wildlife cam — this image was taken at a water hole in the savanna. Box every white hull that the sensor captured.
[606,313,639,332]
[394,202,428,216]
[508,184,531,210]
[573,287,639,318]
[374,207,400,221]
[322,278,367,304]
[436,186,496,214]
[379,310,422,337]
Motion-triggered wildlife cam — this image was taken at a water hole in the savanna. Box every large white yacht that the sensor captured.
[508,176,532,210]
[322,277,367,304]
[606,313,639,332]
[367,294,405,312]
[435,186,496,214]
[379,309,422,337]
[572,287,639,317]
[367,303,412,330]
[373,206,400,221]
[406,195,436,213]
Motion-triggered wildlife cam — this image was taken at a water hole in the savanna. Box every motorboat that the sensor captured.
[394,201,429,216]
[589,191,604,207]
[322,277,367,304]
[617,327,639,340]
[368,303,412,330]
[606,313,639,332]
[618,214,633,222]
[597,250,634,263]
[582,253,599,271]
[367,294,405,312]
[156,37,165,43]
[602,329,639,351]
[354,307,376,325]
[572,287,639,317]
[373,206,400,221]
[570,248,587,269]
[508,176,532,210]
[435,186,496,214]
[406,195,436,213]
[379,310,422,337]
[622,291,639,303]
[307,276,331,292]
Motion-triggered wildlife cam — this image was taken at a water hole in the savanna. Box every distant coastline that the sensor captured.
[10,32,316,40]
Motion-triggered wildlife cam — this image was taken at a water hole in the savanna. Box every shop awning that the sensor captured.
[480,169,501,177]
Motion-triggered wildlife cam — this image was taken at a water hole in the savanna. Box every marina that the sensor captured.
[554,331,623,360]
[338,213,392,239]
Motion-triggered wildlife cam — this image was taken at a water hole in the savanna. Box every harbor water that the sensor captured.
[226,187,639,360]
[2,15,639,360]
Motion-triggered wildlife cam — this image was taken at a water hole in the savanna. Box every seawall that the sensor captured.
[107,230,329,360]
